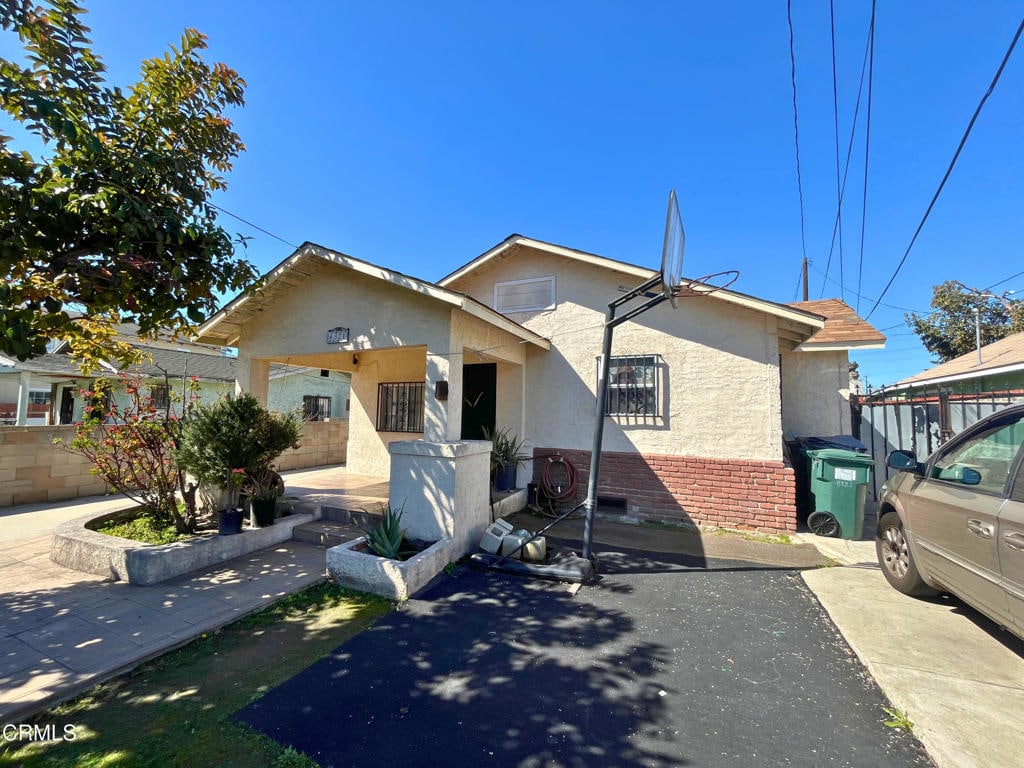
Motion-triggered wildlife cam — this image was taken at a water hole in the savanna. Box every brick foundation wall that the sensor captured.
[276,419,349,471]
[0,426,108,507]
[533,447,797,533]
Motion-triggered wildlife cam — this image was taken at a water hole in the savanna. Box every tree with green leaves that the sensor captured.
[906,280,1024,363]
[0,0,259,367]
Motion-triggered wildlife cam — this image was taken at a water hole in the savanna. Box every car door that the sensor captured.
[999,451,1024,632]
[905,411,1024,624]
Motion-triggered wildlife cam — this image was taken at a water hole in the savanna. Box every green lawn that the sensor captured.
[0,583,391,768]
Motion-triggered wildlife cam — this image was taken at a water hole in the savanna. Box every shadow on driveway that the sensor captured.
[237,549,931,768]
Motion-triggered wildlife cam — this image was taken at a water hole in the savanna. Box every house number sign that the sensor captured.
[326,326,350,344]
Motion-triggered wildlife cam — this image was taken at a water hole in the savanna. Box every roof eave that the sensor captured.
[796,340,887,352]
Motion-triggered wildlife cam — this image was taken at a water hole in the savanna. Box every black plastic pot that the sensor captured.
[250,498,277,528]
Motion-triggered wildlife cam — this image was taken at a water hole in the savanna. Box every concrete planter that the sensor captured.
[51,507,315,585]
[326,536,454,600]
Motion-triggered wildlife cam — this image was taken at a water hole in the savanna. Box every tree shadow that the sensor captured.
[237,570,685,768]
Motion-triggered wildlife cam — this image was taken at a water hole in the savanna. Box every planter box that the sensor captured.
[326,536,455,600]
[51,507,315,585]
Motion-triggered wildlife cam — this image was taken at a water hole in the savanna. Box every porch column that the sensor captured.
[235,355,270,406]
[424,344,463,441]
[15,371,30,426]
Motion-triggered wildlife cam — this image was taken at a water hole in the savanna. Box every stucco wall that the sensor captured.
[780,349,852,438]
[447,246,786,463]
[267,369,350,418]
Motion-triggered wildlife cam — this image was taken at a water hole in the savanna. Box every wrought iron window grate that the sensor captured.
[303,395,332,422]
[601,355,661,419]
[377,382,425,432]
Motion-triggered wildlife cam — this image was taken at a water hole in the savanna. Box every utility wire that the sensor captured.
[856,0,877,313]
[809,261,926,314]
[786,0,809,270]
[819,14,874,298]
[866,15,1024,320]
[985,270,1024,291]
[829,0,845,301]
[209,203,299,249]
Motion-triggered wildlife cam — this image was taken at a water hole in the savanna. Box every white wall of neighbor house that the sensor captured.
[779,349,853,438]
[446,246,787,462]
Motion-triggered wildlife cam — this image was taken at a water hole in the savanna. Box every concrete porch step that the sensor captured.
[292,520,365,548]
[321,506,382,527]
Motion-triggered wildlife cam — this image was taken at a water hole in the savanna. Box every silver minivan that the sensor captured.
[876,402,1024,641]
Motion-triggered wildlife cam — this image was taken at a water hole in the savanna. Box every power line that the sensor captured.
[985,270,1024,291]
[819,13,874,298]
[829,0,846,302]
[866,15,1024,320]
[809,261,927,314]
[855,0,877,313]
[786,0,809,269]
[209,203,299,249]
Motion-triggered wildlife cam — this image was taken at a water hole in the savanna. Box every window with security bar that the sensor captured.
[150,385,170,410]
[601,355,661,418]
[303,395,332,422]
[377,382,425,432]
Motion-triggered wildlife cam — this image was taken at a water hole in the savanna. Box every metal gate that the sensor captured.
[853,384,1023,500]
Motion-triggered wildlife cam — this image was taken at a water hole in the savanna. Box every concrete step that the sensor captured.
[321,506,381,527]
[292,520,365,548]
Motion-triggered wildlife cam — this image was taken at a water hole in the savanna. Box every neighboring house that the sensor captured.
[0,324,350,426]
[196,237,884,533]
[855,331,1024,475]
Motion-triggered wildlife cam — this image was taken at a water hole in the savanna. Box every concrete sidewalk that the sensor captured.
[795,529,1024,768]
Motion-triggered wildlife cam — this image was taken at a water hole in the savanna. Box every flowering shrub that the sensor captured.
[63,374,200,533]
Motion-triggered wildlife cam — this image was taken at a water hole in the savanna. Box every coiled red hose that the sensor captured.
[540,454,579,501]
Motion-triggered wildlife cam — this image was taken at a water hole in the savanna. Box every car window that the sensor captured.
[932,415,1024,495]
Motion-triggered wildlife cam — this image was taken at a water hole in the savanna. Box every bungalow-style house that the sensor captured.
[0,323,350,426]
[196,236,884,533]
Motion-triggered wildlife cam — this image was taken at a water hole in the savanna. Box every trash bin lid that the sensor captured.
[802,435,868,452]
[808,448,876,465]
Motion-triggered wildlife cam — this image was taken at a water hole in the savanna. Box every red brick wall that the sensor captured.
[533,447,797,533]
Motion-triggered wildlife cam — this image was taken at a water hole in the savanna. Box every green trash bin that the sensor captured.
[806,448,875,539]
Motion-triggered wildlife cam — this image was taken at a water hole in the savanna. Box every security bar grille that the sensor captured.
[303,395,332,421]
[377,382,425,433]
[601,355,660,419]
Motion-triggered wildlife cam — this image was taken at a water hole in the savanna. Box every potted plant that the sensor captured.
[217,468,248,535]
[246,467,283,528]
[175,394,303,533]
[483,426,529,492]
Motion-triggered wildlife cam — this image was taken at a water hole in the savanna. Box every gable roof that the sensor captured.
[196,242,551,350]
[895,331,1024,388]
[438,234,829,332]
[787,299,886,350]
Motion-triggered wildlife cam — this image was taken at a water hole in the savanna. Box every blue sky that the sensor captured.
[4,2,1023,388]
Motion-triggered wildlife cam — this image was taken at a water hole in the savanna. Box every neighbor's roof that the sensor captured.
[196,242,551,350]
[786,299,886,351]
[894,330,1024,388]
[438,234,829,333]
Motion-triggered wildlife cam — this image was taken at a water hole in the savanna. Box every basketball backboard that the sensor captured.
[660,189,685,307]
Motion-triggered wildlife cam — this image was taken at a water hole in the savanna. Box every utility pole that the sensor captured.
[801,257,809,301]
[974,307,982,365]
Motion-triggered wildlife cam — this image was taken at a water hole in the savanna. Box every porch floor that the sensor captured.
[278,465,390,512]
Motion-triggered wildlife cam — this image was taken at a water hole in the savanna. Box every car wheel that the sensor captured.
[875,511,937,597]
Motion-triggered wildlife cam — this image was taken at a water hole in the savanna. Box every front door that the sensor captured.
[460,363,496,440]
[58,387,75,425]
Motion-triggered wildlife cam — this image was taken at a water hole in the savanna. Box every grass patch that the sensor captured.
[94,512,191,545]
[0,582,391,768]
[707,527,794,545]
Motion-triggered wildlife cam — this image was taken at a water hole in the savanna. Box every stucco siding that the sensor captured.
[780,350,852,438]
[447,246,785,462]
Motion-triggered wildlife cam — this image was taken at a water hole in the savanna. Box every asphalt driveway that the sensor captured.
[237,544,932,768]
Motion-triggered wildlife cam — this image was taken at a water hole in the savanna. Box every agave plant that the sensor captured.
[361,502,416,560]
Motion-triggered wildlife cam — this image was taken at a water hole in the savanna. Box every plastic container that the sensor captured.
[479,519,513,554]
[807,448,875,540]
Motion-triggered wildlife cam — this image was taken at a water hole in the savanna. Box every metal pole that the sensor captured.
[974,306,982,365]
[583,304,616,562]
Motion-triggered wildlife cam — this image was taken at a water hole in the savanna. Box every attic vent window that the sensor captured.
[494,276,555,313]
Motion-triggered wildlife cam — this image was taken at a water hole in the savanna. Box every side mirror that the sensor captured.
[887,450,922,474]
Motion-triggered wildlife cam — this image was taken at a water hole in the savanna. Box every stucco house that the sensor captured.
[0,323,350,426]
[196,236,884,533]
